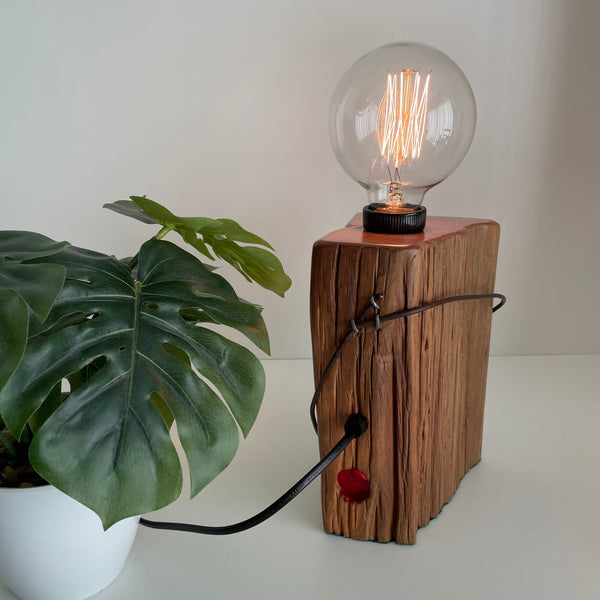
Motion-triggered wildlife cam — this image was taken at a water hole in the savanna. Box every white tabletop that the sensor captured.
[2,355,599,600]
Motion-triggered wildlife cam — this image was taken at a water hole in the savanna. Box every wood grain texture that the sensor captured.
[310,216,500,544]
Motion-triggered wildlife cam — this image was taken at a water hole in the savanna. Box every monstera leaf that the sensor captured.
[0,238,267,528]
[0,232,69,392]
[104,196,292,297]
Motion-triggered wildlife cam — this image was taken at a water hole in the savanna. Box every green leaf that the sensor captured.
[182,218,274,250]
[29,382,62,434]
[65,356,107,393]
[103,200,158,224]
[129,196,184,225]
[180,229,213,260]
[0,289,28,392]
[180,299,270,355]
[208,239,292,298]
[107,197,291,297]
[129,197,233,238]
[0,231,69,323]
[150,391,175,430]
[0,231,69,262]
[0,260,67,323]
[0,239,265,528]
[0,231,69,391]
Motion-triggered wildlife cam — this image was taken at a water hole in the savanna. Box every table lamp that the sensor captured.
[310,42,501,543]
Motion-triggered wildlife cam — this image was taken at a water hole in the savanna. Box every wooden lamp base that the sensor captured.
[310,215,500,544]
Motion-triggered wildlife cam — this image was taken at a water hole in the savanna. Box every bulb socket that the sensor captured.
[362,203,426,234]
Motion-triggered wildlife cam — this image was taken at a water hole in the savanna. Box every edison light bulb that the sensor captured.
[329,42,476,233]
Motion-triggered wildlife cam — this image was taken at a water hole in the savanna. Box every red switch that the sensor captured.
[336,468,370,503]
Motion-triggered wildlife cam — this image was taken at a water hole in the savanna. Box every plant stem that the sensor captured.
[155,225,174,240]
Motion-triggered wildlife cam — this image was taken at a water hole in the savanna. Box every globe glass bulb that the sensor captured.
[329,42,476,215]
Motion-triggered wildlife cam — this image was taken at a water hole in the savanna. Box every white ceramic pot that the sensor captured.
[0,485,139,600]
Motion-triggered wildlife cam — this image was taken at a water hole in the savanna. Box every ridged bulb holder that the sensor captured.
[362,204,427,234]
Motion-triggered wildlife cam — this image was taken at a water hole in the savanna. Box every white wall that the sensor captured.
[1,0,599,358]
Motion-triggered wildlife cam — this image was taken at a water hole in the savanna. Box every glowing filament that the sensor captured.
[377,69,430,167]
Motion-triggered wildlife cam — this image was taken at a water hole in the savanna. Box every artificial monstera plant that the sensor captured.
[0,196,291,529]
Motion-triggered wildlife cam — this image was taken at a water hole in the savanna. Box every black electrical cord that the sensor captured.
[139,413,368,535]
[140,290,505,536]
[309,292,506,433]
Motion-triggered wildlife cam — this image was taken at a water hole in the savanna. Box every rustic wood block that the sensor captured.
[310,215,500,544]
